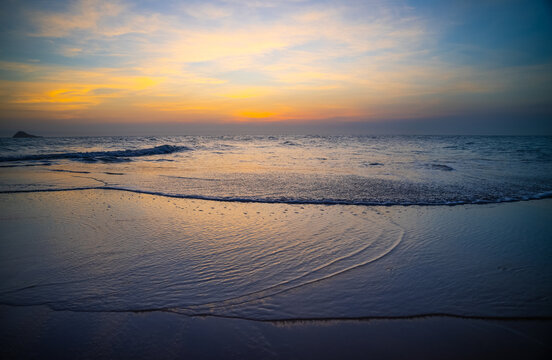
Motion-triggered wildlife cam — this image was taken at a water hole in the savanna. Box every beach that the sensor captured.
[2,0,552,357]
[2,304,550,359]
[1,135,551,358]
[1,189,551,359]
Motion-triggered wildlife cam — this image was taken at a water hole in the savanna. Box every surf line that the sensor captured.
[1,186,552,207]
[0,302,550,324]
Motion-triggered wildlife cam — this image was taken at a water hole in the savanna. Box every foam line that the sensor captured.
[1,187,551,207]
[0,303,550,324]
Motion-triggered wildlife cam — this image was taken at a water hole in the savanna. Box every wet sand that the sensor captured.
[1,304,551,360]
[1,190,551,358]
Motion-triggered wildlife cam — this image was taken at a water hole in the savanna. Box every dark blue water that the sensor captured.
[1,135,551,205]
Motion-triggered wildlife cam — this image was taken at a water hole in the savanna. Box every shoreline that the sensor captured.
[2,303,550,360]
[3,302,552,323]
[1,190,551,358]
[2,185,552,207]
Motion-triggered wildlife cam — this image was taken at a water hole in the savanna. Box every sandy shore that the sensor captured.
[1,304,550,360]
[1,190,551,358]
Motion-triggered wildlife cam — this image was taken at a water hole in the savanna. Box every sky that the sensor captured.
[0,0,551,136]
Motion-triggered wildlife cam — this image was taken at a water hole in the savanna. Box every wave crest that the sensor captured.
[0,145,191,163]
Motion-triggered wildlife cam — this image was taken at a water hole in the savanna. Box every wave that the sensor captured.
[2,186,552,206]
[0,163,50,168]
[0,145,192,163]
[50,169,90,174]
[361,162,384,167]
[1,303,550,323]
[428,164,454,171]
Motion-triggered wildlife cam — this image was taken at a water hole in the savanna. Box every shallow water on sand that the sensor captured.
[0,190,402,313]
[1,191,551,320]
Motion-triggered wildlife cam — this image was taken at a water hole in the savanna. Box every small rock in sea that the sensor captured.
[13,131,41,138]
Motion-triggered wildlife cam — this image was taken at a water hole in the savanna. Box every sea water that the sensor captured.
[0,135,551,320]
[1,135,551,204]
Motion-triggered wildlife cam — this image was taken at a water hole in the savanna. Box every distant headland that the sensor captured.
[13,131,41,138]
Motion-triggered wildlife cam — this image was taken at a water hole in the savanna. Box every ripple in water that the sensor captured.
[0,190,404,313]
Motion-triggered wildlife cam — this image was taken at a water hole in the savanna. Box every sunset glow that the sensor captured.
[1,0,551,134]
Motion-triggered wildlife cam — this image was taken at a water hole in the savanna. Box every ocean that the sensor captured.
[1,135,552,357]
[1,135,551,204]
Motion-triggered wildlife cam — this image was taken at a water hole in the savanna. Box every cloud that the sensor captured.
[2,0,550,128]
[0,61,44,73]
[220,0,309,8]
[183,3,232,19]
[28,0,160,38]
[88,87,122,95]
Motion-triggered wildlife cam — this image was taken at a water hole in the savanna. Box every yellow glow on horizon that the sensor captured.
[222,89,268,99]
[1,0,547,128]
[133,77,161,90]
[237,111,277,119]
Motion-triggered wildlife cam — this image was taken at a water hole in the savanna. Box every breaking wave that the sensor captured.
[0,145,191,163]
